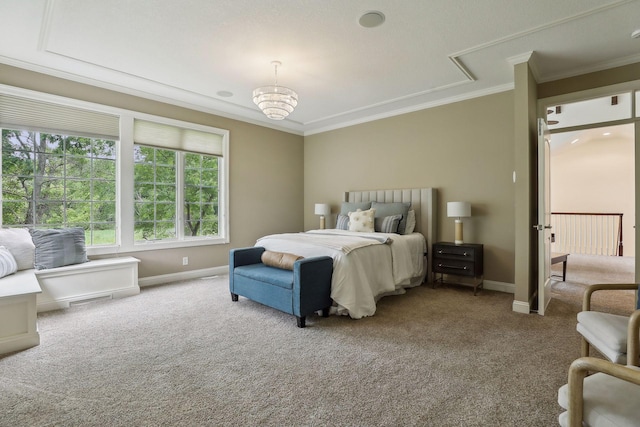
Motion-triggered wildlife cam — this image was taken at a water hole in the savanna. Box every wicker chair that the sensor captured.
[558,309,640,426]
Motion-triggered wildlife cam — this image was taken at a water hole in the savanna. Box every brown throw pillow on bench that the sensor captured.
[261,250,303,270]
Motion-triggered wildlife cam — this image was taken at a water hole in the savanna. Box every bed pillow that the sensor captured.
[340,202,371,215]
[371,202,411,234]
[336,214,350,230]
[379,214,403,234]
[404,210,416,234]
[0,246,18,278]
[261,250,303,270]
[0,228,35,270]
[348,208,375,233]
[29,228,89,270]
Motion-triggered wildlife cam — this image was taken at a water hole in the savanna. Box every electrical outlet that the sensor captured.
[182,256,189,266]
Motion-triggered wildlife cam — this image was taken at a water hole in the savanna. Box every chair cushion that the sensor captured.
[578,311,629,362]
[233,264,294,290]
[558,366,640,427]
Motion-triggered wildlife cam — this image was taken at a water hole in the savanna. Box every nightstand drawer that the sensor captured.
[433,259,476,277]
[433,245,478,261]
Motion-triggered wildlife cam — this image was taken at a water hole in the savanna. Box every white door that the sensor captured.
[537,118,552,315]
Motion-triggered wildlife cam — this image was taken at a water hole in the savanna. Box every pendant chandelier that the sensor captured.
[253,61,298,120]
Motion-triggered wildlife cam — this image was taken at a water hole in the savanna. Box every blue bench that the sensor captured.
[229,247,333,327]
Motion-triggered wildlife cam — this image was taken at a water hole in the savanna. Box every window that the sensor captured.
[134,145,177,241]
[132,118,224,246]
[132,146,220,241]
[0,90,229,254]
[547,92,633,130]
[184,152,219,237]
[1,129,117,245]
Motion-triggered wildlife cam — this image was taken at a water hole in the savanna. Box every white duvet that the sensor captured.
[256,229,427,319]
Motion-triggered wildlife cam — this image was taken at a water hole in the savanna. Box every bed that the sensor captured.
[256,188,437,319]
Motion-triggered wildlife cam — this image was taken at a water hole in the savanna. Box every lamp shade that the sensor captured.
[314,203,330,216]
[447,202,471,218]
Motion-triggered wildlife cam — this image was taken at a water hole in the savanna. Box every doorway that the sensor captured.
[547,120,636,315]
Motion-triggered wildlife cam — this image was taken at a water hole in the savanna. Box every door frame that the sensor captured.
[537,82,640,294]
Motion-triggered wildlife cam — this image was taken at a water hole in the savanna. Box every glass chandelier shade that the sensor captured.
[253,61,298,120]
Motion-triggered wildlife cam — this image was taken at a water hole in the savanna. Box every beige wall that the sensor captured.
[538,63,640,99]
[551,132,635,257]
[0,64,305,278]
[5,59,637,289]
[304,92,516,284]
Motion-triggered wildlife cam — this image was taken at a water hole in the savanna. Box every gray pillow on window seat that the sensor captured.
[29,227,89,270]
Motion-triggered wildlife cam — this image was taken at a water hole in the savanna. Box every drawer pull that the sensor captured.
[437,263,468,271]
[437,250,469,257]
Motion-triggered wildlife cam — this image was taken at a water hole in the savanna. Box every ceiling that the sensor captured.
[550,124,635,153]
[1,0,639,136]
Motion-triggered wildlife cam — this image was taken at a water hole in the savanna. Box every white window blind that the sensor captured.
[133,119,223,156]
[0,93,120,139]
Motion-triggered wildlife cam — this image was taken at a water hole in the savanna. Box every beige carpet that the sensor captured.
[550,253,636,315]
[0,268,623,427]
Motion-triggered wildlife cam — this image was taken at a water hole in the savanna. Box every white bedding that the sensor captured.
[256,229,426,319]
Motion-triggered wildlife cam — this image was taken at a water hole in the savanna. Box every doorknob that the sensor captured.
[533,224,552,231]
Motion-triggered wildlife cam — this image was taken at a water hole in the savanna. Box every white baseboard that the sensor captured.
[484,281,533,314]
[0,331,40,355]
[139,265,229,287]
[483,280,515,294]
[512,300,531,314]
[481,280,531,314]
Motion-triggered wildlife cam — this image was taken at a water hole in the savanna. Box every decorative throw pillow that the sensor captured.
[0,228,35,270]
[0,246,18,278]
[371,202,411,234]
[404,210,416,234]
[29,228,89,270]
[348,208,375,233]
[336,214,350,230]
[261,250,303,270]
[379,214,403,234]
[340,202,371,215]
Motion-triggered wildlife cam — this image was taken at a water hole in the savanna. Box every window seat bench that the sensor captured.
[0,256,140,355]
[35,256,140,312]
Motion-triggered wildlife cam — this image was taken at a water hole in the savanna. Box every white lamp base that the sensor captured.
[319,215,326,230]
[454,219,464,244]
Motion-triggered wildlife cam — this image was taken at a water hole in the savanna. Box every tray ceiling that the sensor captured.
[1,0,639,135]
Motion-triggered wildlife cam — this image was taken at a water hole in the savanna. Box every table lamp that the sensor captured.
[314,203,330,229]
[447,201,471,244]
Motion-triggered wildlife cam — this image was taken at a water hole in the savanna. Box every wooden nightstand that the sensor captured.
[432,242,484,295]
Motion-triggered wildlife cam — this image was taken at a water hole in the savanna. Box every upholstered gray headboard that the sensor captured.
[344,188,438,278]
